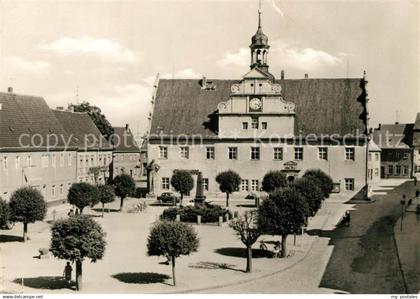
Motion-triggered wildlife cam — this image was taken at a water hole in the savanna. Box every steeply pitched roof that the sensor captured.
[53,110,112,151]
[414,113,420,130]
[150,78,365,137]
[369,140,381,152]
[112,127,140,153]
[372,123,414,149]
[0,92,76,150]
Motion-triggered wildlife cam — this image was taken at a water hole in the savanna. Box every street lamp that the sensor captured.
[400,195,406,232]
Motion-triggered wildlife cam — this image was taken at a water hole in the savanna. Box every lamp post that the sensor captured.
[400,195,406,232]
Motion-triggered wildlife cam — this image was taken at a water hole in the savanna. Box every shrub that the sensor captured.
[262,170,287,193]
[258,187,309,257]
[147,221,199,286]
[171,170,194,205]
[160,204,232,223]
[50,215,106,291]
[215,170,241,207]
[9,187,47,242]
[134,187,147,198]
[97,184,115,216]
[303,169,334,199]
[113,174,136,210]
[67,182,99,213]
[291,177,324,217]
[0,197,10,228]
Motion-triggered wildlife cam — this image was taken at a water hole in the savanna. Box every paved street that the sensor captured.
[205,179,419,294]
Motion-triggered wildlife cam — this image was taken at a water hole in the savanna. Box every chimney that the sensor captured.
[280,70,285,80]
[377,123,381,130]
[201,76,207,89]
[125,123,129,130]
[304,73,309,79]
[7,87,13,93]
[395,121,399,125]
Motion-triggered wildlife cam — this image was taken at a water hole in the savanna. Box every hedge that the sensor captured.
[160,204,232,223]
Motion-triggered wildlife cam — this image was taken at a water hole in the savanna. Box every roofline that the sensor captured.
[157,77,364,82]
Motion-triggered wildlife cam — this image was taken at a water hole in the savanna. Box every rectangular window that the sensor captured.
[294,147,303,160]
[180,146,189,159]
[228,147,238,160]
[161,177,170,190]
[202,178,209,191]
[15,156,20,169]
[388,165,394,174]
[251,179,259,192]
[60,184,64,195]
[375,153,379,161]
[27,155,31,167]
[345,147,355,161]
[318,147,328,160]
[206,147,215,160]
[159,146,168,159]
[242,122,248,130]
[403,166,408,175]
[250,147,260,160]
[396,165,401,175]
[52,185,55,197]
[403,153,409,160]
[241,179,249,191]
[251,118,258,129]
[68,153,72,166]
[375,168,379,177]
[273,147,283,160]
[91,155,94,166]
[262,122,267,130]
[345,178,354,191]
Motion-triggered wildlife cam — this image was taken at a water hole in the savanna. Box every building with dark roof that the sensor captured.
[53,109,113,184]
[0,89,78,203]
[411,113,420,178]
[372,123,414,179]
[111,125,142,182]
[146,11,369,198]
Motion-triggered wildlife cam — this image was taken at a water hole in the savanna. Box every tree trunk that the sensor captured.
[226,193,229,207]
[23,222,28,242]
[120,197,124,211]
[102,203,105,217]
[76,260,82,291]
[281,234,288,258]
[171,256,176,286]
[246,245,252,273]
[79,207,84,214]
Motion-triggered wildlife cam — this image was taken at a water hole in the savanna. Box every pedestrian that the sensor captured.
[273,241,281,258]
[63,261,73,285]
[414,176,417,186]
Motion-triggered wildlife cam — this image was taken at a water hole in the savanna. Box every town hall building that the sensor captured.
[147,10,369,198]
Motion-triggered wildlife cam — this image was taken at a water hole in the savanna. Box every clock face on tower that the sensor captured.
[249,97,262,112]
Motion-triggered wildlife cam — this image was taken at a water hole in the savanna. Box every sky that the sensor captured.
[0,0,419,139]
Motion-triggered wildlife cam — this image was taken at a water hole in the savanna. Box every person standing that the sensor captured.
[63,261,73,285]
